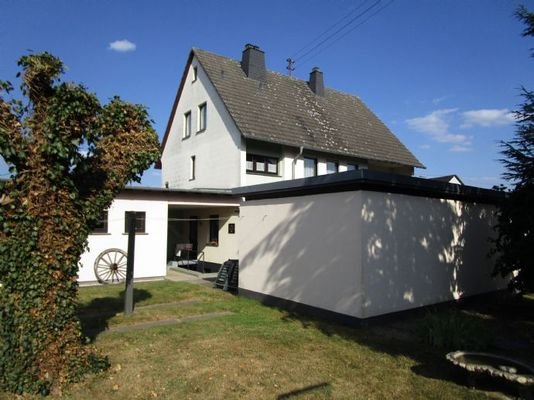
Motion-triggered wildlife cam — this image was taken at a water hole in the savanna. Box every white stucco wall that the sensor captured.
[79,197,168,283]
[161,55,242,189]
[239,190,506,319]
[359,191,506,318]
[239,192,364,318]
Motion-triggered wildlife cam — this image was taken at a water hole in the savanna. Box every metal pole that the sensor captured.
[124,211,136,314]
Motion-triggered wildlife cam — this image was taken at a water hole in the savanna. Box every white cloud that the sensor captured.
[108,39,136,52]
[461,109,515,128]
[432,96,449,105]
[406,108,473,152]
[419,144,431,150]
[406,108,468,139]
[449,145,472,152]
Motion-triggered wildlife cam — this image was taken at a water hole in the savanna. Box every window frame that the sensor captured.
[246,153,279,175]
[304,157,318,177]
[91,210,109,234]
[326,160,339,174]
[197,102,207,133]
[124,211,146,234]
[190,155,196,181]
[183,111,192,138]
[208,214,219,246]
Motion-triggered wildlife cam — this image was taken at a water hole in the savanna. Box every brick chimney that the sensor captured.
[241,44,266,81]
[308,67,324,96]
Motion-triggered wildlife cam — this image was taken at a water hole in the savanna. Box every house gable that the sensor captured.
[161,51,243,189]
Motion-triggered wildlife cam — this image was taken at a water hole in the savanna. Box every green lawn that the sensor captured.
[3,281,532,399]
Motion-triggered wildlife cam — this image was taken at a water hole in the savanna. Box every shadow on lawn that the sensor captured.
[276,292,534,399]
[276,382,331,399]
[77,288,152,341]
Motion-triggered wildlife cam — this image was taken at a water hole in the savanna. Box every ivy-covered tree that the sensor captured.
[493,6,534,292]
[0,53,160,394]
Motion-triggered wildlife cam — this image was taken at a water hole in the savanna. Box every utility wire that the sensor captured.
[291,0,373,60]
[294,0,382,64]
[296,0,395,68]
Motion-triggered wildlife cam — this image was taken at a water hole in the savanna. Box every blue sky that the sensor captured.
[1,0,533,188]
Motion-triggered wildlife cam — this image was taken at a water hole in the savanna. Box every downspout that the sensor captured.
[292,146,304,180]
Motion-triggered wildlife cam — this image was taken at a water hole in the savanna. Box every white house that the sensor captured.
[77,44,505,322]
[79,43,426,284]
[159,44,424,190]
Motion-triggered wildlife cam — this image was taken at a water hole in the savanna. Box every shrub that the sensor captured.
[417,309,493,351]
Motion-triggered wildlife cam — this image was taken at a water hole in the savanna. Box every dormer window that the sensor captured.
[192,66,198,82]
[183,111,192,138]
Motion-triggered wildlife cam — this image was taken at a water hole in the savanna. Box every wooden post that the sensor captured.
[124,211,136,314]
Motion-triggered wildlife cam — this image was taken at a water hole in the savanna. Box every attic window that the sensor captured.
[198,103,207,132]
[183,111,192,138]
[246,154,278,175]
[192,66,198,82]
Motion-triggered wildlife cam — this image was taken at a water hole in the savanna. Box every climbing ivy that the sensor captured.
[0,52,160,394]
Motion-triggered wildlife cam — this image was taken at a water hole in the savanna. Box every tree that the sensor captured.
[0,53,160,394]
[493,6,534,292]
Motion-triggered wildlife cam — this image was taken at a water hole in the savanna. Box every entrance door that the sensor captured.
[189,216,198,259]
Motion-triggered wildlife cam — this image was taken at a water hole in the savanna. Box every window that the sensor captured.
[347,163,358,171]
[198,103,207,132]
[92,210,108,233]
[192,66,198,82]
[209,214,219,245]
[304,157,317,177]
[124,211,146,233]
[190,155,196,180]
[183,111,191,138]
[246,154,279,175]
[326,161,339,174]
[228,223,235,234]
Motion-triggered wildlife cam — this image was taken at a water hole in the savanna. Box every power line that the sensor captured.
[298,0,395,67]
[293,0,382,64]
[290,0,374,60]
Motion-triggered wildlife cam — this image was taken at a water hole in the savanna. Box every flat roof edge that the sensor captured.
[122,186,235,196]
[232,170,504,204]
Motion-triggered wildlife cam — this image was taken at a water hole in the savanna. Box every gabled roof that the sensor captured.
[431,175,464,185]
[161,48,424,169]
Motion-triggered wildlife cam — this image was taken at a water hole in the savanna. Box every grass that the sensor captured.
[3,281,533,399]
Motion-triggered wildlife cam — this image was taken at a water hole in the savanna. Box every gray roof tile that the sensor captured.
[194,48,424,168]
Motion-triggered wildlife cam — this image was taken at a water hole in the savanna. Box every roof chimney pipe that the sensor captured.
[241,43,266,81]
[308,67,325,96]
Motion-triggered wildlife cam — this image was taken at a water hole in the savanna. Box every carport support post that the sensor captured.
[125,211,136,315]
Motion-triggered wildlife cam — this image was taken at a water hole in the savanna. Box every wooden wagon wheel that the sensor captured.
[94,248,127,284]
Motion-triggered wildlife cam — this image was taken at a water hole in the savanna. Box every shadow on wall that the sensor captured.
[239,190,505,320]
[359,193,505,317]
